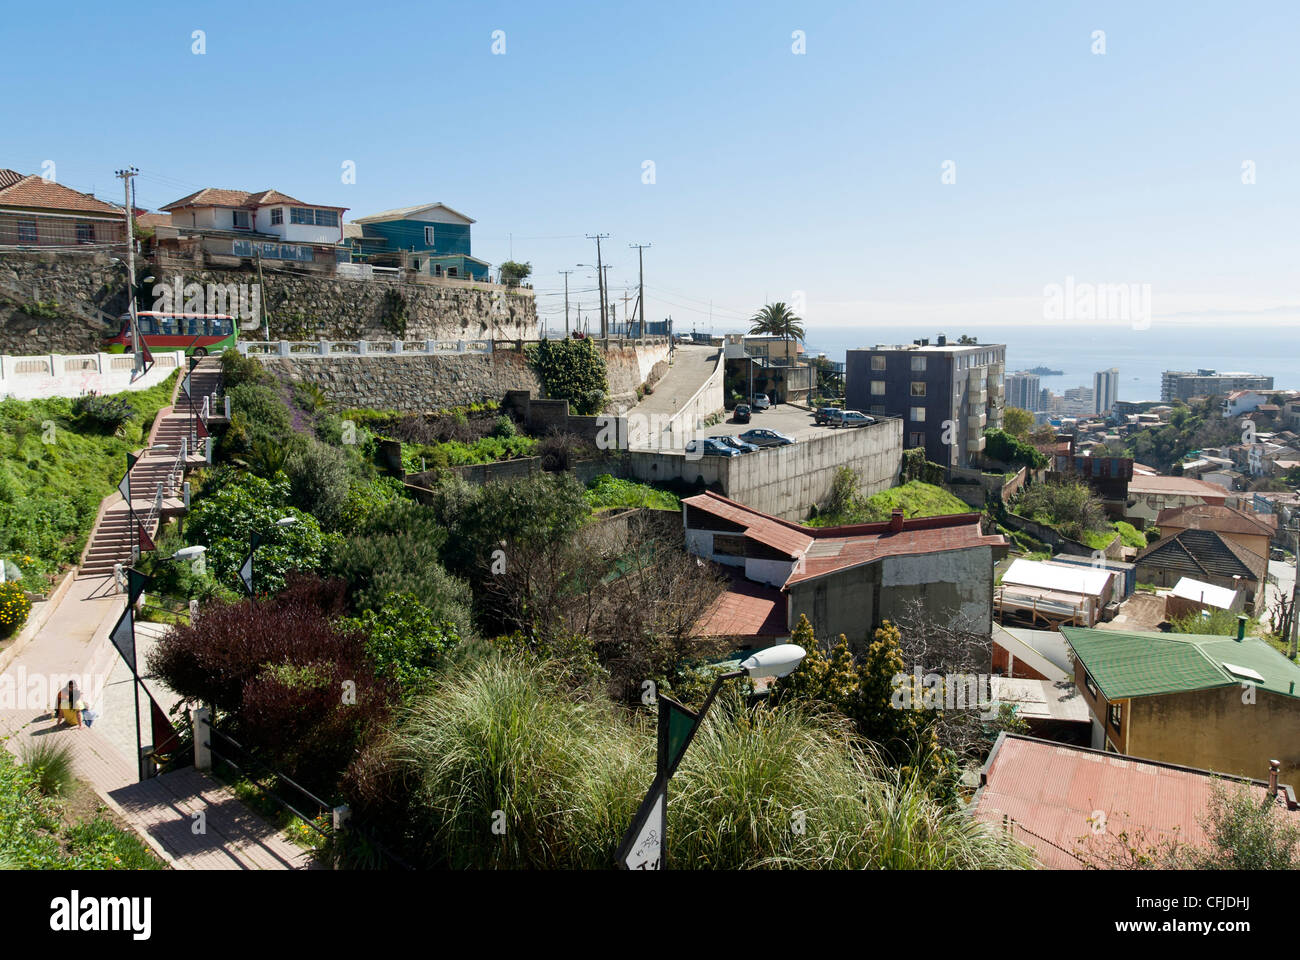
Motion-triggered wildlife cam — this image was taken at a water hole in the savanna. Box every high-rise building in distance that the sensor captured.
[1006,372,1041,412]
[1094,368,1120,415]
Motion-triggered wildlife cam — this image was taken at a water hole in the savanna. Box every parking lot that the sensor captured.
[700,404,850,445]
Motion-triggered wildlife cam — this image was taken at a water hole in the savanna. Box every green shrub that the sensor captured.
[220,347,272,389]
[984,428,1048,470]
[525,338,609,415]
[0,582,32,637]
[186,471,334,595]
[492,415,517,439]
[584,474,680,511]
[72,393,135,431]
[285,439,353,530]
[340,592,460,692]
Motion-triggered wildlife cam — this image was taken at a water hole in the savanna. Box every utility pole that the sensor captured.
[1289,519,1299,660]
[620,289,633,334]
[586,233,609,338]
[558,269,573,336]
[115,167,140,368]
[629,242,651,336]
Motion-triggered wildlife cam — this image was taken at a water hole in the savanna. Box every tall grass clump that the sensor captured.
[20,740,76,797]
[361,656,1032,869]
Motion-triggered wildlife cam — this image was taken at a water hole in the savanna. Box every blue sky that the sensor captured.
[2,0,1297,338]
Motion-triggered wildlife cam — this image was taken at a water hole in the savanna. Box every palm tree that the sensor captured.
[748,302,806,362]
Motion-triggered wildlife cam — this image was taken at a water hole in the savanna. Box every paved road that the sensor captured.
[625,344,719,423]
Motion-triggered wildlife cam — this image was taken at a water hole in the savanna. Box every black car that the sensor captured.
[814,406,840,425]
[733,404,751,424]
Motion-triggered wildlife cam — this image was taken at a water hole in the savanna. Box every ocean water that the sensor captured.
[804,323,1300,403]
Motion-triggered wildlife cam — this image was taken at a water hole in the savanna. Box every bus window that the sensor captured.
[159,316,176,335]
[186,315,202,337]
[139,317,157,335]
[213,318,231,335]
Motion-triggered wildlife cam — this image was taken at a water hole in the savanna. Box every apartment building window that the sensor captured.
[1108,702,1122,731]
[1084,672,1098,698]
[871,405,886,415]
[315,209,339,227]
[290,207,340,227]
[232,210,251,230]
[910,381,926,397]
[911,356,927,372]
[871,355,886,371]
[424,226,436,246]
[75,223,94,243]
[17,221,37,243]
[270,208,283,225]
[871,380,886,396]
[290,207,313,225]
[909,432,925,446]
[910,407,926,422]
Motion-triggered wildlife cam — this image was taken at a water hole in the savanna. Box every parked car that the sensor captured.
[716,435,759,454]
[733,404,751,424]
[831,410,875,428]
[814,406,841,425]
[738,428,795,448]
[685,437,741,457]
[750,394,771,410]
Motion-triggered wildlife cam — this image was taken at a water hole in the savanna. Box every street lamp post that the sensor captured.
[616,643,806,870]
[240,516,298,600]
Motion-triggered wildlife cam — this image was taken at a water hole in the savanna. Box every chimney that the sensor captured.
[1236,614,1247,642]
[937,334,947,346]
[1269,760,1280,799]
[890,508,904,532]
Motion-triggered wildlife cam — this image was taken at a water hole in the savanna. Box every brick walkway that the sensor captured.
[2,581,317,869]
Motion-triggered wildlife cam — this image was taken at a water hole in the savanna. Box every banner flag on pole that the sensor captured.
[239,552,254,595]
[138,525,156,554]
[194,415,209,439]
[109,607,137,675]
[118,453,137,502]
[127,568,151,606]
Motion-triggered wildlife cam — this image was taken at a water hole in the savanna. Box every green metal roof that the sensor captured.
[1061,626,1300,701]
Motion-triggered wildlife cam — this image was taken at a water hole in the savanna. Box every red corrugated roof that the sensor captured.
[693,569,788,639]
[683,490,1005,588]
[973,735,1299,869]
[1156,503,1277,537]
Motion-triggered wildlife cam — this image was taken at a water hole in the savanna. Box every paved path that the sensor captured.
[0,581,314,870]
[625,345,719,423]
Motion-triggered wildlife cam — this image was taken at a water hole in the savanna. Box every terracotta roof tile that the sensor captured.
[682,490,1005,588]
[0,171,122,216]
[161,187,346,212]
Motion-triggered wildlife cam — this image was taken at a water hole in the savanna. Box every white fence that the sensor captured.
[237,338,493,359]
[0,351,181,400]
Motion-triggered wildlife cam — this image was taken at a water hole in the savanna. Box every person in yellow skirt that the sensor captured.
[54,680,83,728]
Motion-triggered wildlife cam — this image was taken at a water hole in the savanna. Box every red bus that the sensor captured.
[107,311,239,357]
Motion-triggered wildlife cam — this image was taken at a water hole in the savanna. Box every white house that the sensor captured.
[1225,390,1270,418]
[161,188,347,245]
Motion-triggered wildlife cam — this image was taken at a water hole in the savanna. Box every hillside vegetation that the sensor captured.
[0,373,178,584]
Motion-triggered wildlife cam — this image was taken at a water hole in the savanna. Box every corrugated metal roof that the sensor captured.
[1169,577,1238,610]
[1002,558,1110,597]
[1062,626,1300,700]
[973,734,1299,869]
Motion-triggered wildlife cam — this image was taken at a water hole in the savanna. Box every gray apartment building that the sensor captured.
[845,335,1005,468]
[1006,372,1041,412]
[1161,369,1273,403]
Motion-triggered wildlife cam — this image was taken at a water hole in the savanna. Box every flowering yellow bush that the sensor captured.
[0,582,31,637]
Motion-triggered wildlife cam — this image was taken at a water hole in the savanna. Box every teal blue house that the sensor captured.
[344,202,490,280]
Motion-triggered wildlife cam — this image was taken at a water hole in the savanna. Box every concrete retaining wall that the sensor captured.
[627,417,903,521]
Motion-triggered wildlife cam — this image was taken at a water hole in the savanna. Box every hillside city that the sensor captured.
[1,12,1297,935]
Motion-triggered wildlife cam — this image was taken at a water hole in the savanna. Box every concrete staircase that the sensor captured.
[78,357,224,579]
